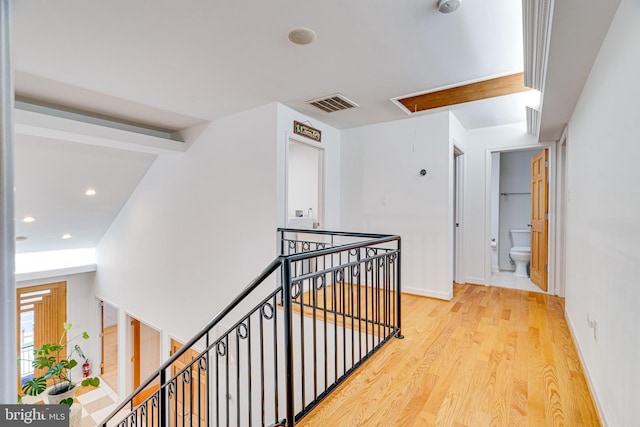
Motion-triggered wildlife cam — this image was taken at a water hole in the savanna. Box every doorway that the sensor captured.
[453,146,465,284]
[17,282,66,391]
[127,315,160,405]
[99,300,118,393]
[489,148,547,292]
[286,138,324,230]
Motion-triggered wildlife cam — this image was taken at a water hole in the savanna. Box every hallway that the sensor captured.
[298,284,599,426]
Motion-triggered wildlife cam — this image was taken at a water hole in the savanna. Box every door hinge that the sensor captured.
[545,161,549,167]
[545,213,549,220]
[544,264,548,272]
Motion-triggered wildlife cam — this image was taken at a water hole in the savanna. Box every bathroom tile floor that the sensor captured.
[491,270,544,293]
[75,380,119,426]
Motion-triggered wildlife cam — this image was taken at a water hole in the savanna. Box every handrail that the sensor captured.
[102,229,402,427]
[283,235,400,262]
[101,257,283,425]
[278,227,397,239]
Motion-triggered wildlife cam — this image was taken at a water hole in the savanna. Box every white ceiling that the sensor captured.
[10,0,538,254]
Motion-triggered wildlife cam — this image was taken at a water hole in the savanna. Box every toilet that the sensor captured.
[509,228,531,278]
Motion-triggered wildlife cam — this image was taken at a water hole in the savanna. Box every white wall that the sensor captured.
[464,124,543,284]
[94,104,280,395]
[563,0,640,424]
[93,102,342,397]
[341,112,454,300]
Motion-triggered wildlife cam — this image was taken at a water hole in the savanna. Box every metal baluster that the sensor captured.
[299,277,306,409]
[357,256,362,362]
[282,259,295,427]
[225,334,230,427]
[216,339,220,427]
[323,272,328,393]
[160,370,167,427]
[247,317,252,427]
[273,294,279,422]
[312,275,318,399]
[206,334,210,427]
[396,241,404,339]
[236,325,241,427]
[259,308,265,427]
[365,256,369,354]
[332,270,338,382]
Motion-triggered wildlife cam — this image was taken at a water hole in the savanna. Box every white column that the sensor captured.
[0,0,16,404]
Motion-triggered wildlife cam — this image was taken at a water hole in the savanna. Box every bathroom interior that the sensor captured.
[490,149,543,292]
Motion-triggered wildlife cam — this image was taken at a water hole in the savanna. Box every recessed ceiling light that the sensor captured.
[15,236,28,242]
[22,216,36,223]
[85,189,96,196]
[61,233,72,239]
[288,27,317,45]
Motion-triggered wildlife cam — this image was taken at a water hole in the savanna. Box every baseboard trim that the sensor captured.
[403,286,453,301]
[565,312,609,426]
[465,276,485,285]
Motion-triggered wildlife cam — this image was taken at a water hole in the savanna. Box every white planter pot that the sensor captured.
[46,383,76,405]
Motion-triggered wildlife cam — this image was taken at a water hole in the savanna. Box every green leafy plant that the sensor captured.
[20,322,100,407]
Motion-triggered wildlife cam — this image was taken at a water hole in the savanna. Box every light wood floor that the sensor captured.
[298,284,600,427]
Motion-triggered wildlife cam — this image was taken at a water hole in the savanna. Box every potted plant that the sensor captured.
[19,322,100,407]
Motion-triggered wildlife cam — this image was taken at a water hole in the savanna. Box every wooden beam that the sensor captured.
[397,72,529,113]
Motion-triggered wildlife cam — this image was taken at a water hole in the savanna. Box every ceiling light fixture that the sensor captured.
[438,0,461,14]
[61,233,72,239]
[85,189,96,196]
[288,27,317,45]
[22,216,36,223]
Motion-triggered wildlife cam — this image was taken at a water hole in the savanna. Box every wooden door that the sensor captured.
[17,282,67,392]
[131,318,160,407]
[169,339,207,426]
[530,150,548,291]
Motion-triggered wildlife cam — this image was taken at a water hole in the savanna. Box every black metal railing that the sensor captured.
[101,229,401,427]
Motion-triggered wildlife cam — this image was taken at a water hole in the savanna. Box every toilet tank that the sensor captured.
[509,228,531,247]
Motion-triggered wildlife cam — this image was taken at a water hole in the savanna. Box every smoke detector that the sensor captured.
[438,0,461,13]
[288,27,317,45]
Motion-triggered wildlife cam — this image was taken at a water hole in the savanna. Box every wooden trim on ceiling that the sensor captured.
[397,72,529,113]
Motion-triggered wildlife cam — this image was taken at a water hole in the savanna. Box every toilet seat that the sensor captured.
[510,246,530,254]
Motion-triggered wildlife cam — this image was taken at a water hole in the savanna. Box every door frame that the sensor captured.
[125,313,162,398]
[484,141,558,294]
[284,134,326,230]
[97,298,119,392]
[453,144,465,284]
[554,126,568,297]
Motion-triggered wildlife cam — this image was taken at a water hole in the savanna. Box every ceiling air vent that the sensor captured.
[307,94,359,113]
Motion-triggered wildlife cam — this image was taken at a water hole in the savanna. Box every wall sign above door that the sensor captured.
[294,120,322,142]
